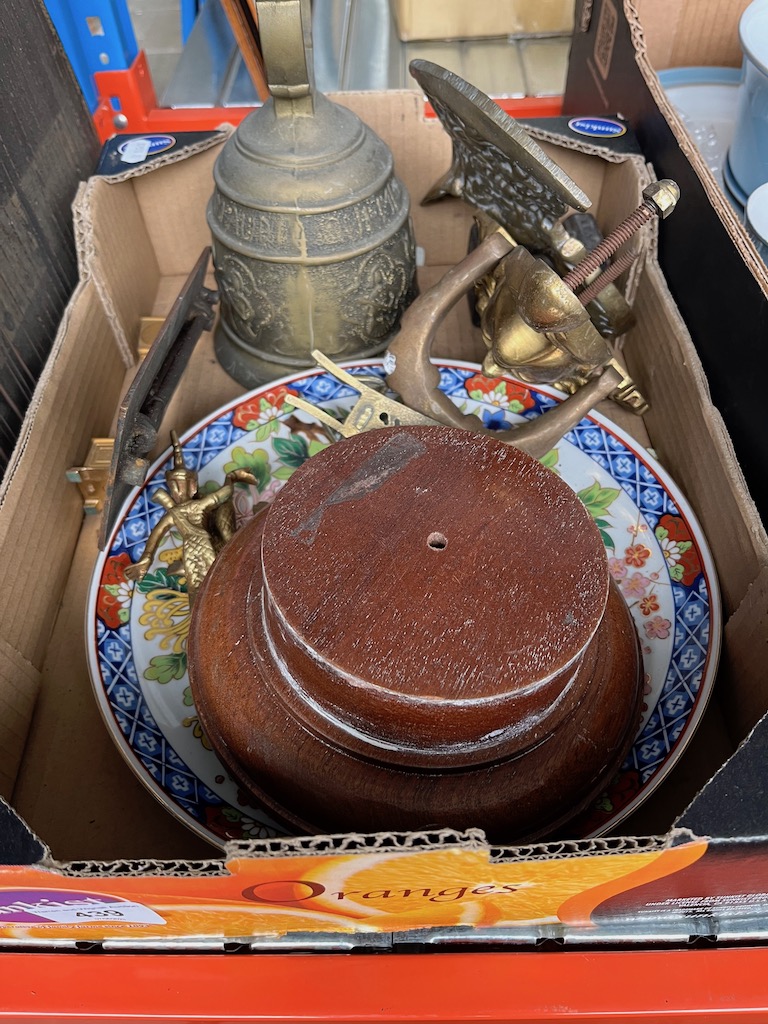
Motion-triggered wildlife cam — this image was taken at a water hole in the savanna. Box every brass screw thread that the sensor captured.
[577,249,640,307]
[562,201,656,291]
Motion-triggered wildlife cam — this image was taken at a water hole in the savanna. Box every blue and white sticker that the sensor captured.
[567,117,627,139]
[117,134,177,164]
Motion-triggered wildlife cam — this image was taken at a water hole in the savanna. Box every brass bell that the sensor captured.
[207,0,417,386]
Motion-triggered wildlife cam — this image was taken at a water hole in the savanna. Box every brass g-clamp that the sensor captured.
[385,178,680,457]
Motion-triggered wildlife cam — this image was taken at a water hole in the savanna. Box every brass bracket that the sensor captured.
[65,438,115,515]
[137,317,166,358]
[65,314,183,514]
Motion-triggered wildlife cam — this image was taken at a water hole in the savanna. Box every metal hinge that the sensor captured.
[65,316,161,513]
[65,243,217,522]
[65,438,115,515]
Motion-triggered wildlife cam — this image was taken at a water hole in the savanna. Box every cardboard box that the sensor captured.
[391,0,575,40]
[563,0,768,534]
[2,91,768,957]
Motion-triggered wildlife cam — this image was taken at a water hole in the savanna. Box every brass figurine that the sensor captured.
[125,432,257,603]
[473,219,646,410]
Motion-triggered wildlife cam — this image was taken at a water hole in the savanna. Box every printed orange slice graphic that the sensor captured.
[296,846,689,930]
[0,842,710,941]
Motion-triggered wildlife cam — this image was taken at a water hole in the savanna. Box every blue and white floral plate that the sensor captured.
[86,360,721,847]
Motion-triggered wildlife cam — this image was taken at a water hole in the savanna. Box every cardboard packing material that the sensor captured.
[391,0,577,41]
[390,0,576,41]
[393,0,573,40]
[564,0,768,840]
[2,90,768,950]
[564,1,768,538]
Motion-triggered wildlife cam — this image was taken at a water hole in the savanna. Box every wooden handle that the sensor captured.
[218,0,269,101]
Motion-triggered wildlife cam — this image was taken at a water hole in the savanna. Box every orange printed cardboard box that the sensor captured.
[2,89,768,956]
[0,835,717,944]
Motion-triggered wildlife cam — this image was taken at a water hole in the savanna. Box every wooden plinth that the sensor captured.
[189,426,642,842]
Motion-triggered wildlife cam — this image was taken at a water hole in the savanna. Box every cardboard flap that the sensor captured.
[74,179,158,365]
[565,0,768,525]
[628,260,768,615]
[636,0,747,70]
[0,281,129,795]
[75,132,234,356]
[0,643,41,801]
[131,145,224,279]
[721,564,768,738]
[0,831,720,948]
[678,699,768,838]
[334,91,466,265]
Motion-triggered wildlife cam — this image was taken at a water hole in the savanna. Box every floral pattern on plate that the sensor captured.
[87,361,720,847]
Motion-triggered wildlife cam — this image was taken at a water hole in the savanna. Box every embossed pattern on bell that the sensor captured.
[208,90,417,387]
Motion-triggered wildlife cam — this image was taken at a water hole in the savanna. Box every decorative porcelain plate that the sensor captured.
[87,361,721,847]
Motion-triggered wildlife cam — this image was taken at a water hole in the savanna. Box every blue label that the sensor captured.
[567,117,627,139]
[117,134,176,160]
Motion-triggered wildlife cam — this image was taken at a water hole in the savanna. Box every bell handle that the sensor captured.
[254,0,314,115]
[385,235,625,459]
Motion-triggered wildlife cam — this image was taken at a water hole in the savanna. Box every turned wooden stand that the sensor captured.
[188,425,642,842]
